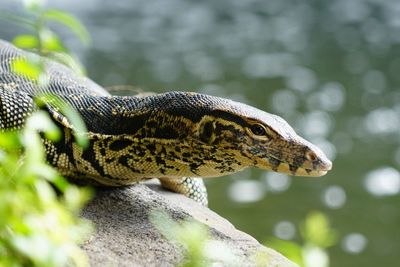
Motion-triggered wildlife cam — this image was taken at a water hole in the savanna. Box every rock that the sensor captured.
[81,181,298,267]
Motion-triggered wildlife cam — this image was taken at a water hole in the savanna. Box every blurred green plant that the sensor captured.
[0,0,93,266]
[266,211,338,267]
[150,211,240,267]
[1,0,89,147]
[0,111,92,267]
[35,93,88,148]
[1,0,89,76]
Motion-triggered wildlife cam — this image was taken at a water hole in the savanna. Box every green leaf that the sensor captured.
[0,132,21,149]
[11,58,42,82]
[22,0,45,11]
[35,179,56,204]
[49,175,69,193]
[300,211,338,248]
[64,186,93,211]
[48,52,86,76]
[12,35,39,49]
[42,9,90,45]
[32,164,60,181]
[25,110,61,141]
[265,238,303,266]
[39,29,66,52]
[26,111,61,141]
[35,94,88,148]
[23,128,45,165]
[57,104,88,148]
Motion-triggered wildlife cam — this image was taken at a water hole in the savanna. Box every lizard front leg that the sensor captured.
[159,177,208,206]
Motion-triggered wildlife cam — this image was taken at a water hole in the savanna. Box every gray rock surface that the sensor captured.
[81,181,298,267]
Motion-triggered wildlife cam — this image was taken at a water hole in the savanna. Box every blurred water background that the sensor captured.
[1,0,399,266]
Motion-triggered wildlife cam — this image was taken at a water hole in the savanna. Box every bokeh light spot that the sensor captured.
[264,172,291,193]
[322,185,346,209]
[286,67,317,92]
[316,82,346,112]
[299,111,333,138]
[271,89,298,116]
[341,233,368,254]
[242,53,296,79]
[273,221,296,240]
[228,180,265,203]
[364,108,399,135]
[364,167,400,197]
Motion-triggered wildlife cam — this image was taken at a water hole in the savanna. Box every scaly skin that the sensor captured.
[0,40,332,206]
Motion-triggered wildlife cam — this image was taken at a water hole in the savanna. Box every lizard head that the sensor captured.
[222,115,333,177]
[190,93,333,177]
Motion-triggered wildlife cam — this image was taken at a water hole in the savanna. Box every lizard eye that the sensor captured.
[250,123,267,136]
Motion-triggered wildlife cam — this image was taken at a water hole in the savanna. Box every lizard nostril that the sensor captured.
[306,151,317,161]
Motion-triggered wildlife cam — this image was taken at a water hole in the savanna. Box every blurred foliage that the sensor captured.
[266,211,338,267]
[3,0,90,147]
[35,93,88,148]
[300,211,338,249]
[11,57,42,82]
[1,0,89,76]
[150,211,243,267]
[0,0,93,266]
[0,112,92,267]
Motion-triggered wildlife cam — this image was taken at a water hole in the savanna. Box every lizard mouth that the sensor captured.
[268,147,333,177]
[290,160,332,177]
[261,157,332,177]
[303,168,329,177]
[277,163,330,177]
